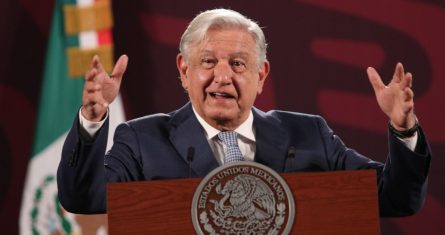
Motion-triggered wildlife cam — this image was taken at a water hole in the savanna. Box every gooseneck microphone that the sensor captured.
[187,147,195,178]
[284,146,296,172]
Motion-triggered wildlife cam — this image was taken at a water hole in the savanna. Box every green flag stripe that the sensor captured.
[65,35,79,48]
[64,0,77,5]
[32,0,84,156]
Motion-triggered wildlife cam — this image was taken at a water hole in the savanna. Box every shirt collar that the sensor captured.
[192,107,256,142]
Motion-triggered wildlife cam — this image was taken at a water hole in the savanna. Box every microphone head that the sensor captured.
[287,146,296,158]
[187,147,195,162]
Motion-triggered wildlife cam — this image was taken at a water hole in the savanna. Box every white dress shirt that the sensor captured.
[192,107,256,165]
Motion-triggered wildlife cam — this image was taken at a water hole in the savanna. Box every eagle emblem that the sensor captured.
[192,162,295,235]
[211,175,276,221]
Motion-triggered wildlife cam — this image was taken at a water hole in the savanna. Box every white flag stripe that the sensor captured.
[77,0,94,7]
[20,96,125,235]
[79,31,99,49]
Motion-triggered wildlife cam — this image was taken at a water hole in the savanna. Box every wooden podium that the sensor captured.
[107,170,380,234]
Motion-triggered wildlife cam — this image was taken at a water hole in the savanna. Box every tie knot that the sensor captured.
[217,131,238,146]
[217,131,244,164]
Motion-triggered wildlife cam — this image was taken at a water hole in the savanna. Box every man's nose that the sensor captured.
[214,62,233,84]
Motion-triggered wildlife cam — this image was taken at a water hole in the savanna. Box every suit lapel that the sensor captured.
[169,103,219,177]
[253,108,289,173]
[168,104,289,175]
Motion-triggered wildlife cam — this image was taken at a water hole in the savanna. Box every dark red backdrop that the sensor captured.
[1,0,444,234]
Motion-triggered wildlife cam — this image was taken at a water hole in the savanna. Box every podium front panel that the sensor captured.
[107,170,380,234]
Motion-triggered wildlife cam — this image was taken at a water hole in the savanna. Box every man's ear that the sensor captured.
[257,60,270,95]
[176,53,189,90]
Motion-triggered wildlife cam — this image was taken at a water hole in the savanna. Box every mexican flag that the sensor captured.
[19,0,124,234]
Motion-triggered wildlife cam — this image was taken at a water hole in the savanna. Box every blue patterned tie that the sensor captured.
[218,131,244,164]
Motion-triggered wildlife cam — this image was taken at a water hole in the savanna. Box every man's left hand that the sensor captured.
[367,63,416,131]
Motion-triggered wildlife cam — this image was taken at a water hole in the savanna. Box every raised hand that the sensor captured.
[81,54,128,121]
[367,63,416,131]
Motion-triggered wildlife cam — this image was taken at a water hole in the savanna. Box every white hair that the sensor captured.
[179,9,268,67]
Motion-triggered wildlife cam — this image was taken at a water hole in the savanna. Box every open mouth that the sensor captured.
[209,92,235,99]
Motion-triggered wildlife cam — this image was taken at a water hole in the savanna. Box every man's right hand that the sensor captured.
[81,54,128,122]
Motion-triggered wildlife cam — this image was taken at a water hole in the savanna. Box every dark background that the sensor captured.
[1,0,444,234]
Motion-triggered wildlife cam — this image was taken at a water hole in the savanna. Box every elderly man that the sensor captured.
[57,9,431,216]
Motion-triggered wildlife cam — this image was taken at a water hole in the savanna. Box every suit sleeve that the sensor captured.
[57,115,145,214]
[315,116,431,217]
[104,122,145,182]
[377,127,431,217]
[57,114,109,214]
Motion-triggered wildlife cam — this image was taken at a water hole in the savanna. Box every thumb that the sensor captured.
[111,55,129,79]
[367,67,385,93]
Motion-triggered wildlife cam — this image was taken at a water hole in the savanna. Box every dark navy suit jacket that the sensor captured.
[57,102,431,216]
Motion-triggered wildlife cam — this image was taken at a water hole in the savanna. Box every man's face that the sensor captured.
[177,28,269,130]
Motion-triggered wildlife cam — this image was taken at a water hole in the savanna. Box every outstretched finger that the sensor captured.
[403,87,414,102]
[111,55,129,80]
[91,54,105,74]
[391,62,405,83]
[90,55,99,69]
[400,72,413,89]
[85,67,98,81]
[367,67,385,93]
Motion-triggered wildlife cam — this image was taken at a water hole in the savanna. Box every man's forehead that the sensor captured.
[193,37,256,58]
[204,29,254,42]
